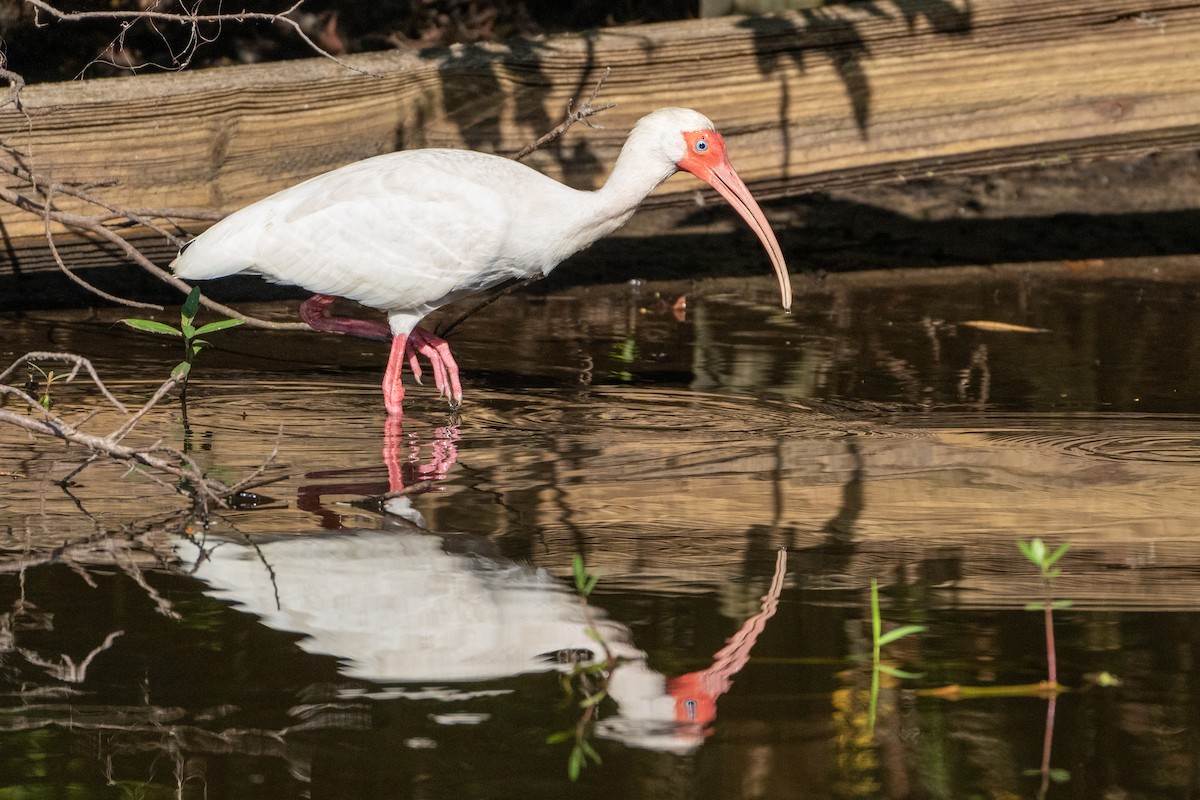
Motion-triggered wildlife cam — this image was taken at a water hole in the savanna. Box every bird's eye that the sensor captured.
[695,139,708,153]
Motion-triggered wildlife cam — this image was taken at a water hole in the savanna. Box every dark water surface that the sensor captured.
[3,259,1200,798]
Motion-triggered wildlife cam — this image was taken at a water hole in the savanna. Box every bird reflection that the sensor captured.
[179,525,786,754]
[295,418,460,530]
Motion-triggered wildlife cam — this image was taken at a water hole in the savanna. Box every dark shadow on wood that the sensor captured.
[3,203,1199,310]
[737,1,973,139]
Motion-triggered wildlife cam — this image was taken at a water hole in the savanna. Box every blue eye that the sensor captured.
[695,139,708,152]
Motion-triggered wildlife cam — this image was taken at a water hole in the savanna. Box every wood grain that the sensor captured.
[2,0,1199,273]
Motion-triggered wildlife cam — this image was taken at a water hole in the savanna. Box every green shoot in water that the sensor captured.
[868,579,925,734]
[25,363,67,410]
[546,554,610,781]
[122,287,243,424]
[1018,538,1072,688]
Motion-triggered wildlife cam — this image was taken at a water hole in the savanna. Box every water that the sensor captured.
[3,259,1200,797]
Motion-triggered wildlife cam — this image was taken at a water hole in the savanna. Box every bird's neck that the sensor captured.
[585,136,680,236]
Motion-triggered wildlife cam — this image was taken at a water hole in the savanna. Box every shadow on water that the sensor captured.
[7,261,1200,795]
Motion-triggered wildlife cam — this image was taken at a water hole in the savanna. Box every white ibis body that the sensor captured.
[172,107,792,416]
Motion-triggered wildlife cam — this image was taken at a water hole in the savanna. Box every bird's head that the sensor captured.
[631,108,792,311]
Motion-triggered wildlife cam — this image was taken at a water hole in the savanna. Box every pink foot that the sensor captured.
[380,326,463,417]
[299,295,462,417]
[405,327,464,405]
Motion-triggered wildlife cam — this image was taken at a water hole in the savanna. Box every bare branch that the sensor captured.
[0,64,27,112]
[42,183,163,309]
[0,176,308,330]
[0,351,234,503]
[0,351,129,410]
[512,68,615,161]
[24,0,378,78]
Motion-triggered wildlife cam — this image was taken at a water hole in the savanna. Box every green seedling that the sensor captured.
[25,362,67,410]
[1018,538,1072,688]
[546,554,611,781]
[122,287,243,423]
[868,579,925,734]
[871,579,926,680]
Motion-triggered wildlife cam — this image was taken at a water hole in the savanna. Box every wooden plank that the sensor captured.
[2,0,1199,274]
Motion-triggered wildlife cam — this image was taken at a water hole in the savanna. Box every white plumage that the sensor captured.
[173,108,791,414]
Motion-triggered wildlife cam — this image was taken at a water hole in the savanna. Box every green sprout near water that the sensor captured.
[1018,537,1072,688]
[546,554,611,781]
[25,362,67,410]
[867,579,925,734]
[121,287,243,423]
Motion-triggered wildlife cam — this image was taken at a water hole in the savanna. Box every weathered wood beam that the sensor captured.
[2,0,1199,274]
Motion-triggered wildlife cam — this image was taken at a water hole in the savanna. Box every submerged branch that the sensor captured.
[0,352,252,506]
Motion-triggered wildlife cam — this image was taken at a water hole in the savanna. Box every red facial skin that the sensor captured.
[676,129,792,311]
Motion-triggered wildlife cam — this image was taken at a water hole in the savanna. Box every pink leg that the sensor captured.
[300,295,463,415]
[299,294,391,341]
[382,331,408,417]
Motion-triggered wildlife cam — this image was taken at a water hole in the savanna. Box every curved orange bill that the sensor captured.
[689,157,792,311]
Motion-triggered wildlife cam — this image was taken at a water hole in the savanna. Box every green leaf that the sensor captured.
[567,746,584,781]
[572,554,586,593]
[194,318,245,336]
[546,731,573,745]
[171,361,192,379]
[1046,541,1071,568]
[1022,766,1071,782]
[1049,768,1071,783]
[1026,538,1047,565]
[878,624,926,645]
[579,689,607,708]
[181,286,202,322]
[879,665,924,680]
[181,321,197,339]
[583,573,600,597]
[1023,602,1045,611]
[579,739,602,765]
[1050,600,1074,609]
[122,318,181,336]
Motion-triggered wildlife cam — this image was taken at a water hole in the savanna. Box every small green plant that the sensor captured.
[25,362,67,410]
[867,579,925,733]
[1018,538,1072,687]
[546,554,612,781]
[122,287,243,422]
[573,552,601,600]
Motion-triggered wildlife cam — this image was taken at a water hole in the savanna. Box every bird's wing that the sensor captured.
[175,151,543,312]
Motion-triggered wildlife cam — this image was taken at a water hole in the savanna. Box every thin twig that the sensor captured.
[437,275,542,338]
[511,68,615,161]
[0,181,308,330]
[0,351,129,411]
[42,183,163,310]
[0,352,230,502]
[24,0,378,78]
[433,70,614,336]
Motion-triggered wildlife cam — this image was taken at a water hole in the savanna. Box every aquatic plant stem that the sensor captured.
[1044,596,1058,688]
[1039,694,1058,800]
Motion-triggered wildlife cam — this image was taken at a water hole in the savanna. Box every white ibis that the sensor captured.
[173,107,792,416]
